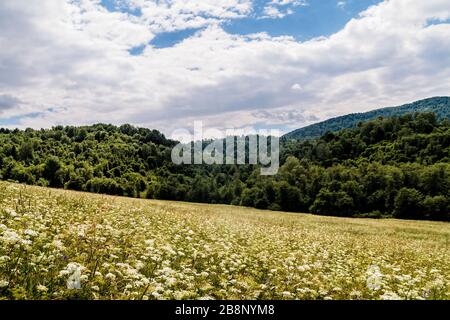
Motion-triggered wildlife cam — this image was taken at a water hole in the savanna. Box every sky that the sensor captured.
[0,0,450,138]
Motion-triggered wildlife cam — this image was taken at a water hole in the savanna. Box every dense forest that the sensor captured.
[0,112,449,221]
[283,96,450,140]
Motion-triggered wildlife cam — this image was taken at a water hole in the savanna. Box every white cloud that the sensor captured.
[337,1,346,9]
[262,6,285,19]
[291,83,302,91]
[130,0,253,32]
[0,0,450,135]
[262,0,308,19]
[269,0,308,6]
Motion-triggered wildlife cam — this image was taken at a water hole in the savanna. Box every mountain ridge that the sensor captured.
[283,96,450,140]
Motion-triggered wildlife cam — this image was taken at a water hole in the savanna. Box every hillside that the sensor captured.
[0,112,449,220]
[283,97,450,140]
[0,181,449,300]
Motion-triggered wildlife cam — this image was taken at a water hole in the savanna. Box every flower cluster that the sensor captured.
[0,182,449,300]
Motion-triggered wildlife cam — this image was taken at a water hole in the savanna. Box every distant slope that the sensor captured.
[283,97,450,140]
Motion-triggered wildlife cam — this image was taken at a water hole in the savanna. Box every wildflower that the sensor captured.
[51,240,65,250]
[105,273,116,281]
[135,261,144,270]
[350,290,362,298]
[24,229,38,237]
[61,263,84,290]
[144,239,154,246]
[380,291,402,300]
[0,180,449,300]
[366,265,383,291]
[36,285,48,293]
[4,208,17,217]
[80,275,89,282]
[59,270,70,277]
[67,270,81,290]
[0,280,9,288]
[1,230,22,244]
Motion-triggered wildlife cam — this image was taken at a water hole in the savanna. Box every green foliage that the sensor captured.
[283,96,450,140]
[310,188,354,217]
[85,177,123,195]
[0,113,449,221]
[394,188,424,219]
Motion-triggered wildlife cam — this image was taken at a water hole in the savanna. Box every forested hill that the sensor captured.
[283,96,450,141]
[0,113,449,221]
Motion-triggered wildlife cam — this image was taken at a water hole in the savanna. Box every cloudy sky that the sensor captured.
[0,0,449,137]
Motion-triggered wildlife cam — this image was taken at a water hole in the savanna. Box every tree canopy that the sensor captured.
[0,112,449,221]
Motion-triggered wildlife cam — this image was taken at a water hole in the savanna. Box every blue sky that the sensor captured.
[149,28,203,49]
[102,0,384,49]
[1,0,450,137]
[223,0,383,41]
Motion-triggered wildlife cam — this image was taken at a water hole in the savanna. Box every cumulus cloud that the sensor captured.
[261,0,308,19]
[131,0,253,32]
[0,0,449,135]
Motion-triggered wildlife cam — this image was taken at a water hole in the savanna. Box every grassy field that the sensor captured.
[0,181,449,300]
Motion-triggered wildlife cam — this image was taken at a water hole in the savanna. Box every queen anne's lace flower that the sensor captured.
[37,285,48,292]
[0,280,9,288]
[366,265,383,291]
[0,181,448,300]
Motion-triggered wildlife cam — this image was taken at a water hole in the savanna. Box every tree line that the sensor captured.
[0,113,449,221]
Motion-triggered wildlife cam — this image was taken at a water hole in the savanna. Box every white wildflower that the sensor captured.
[144,239,154,246]
[36,285,48,292]
[0,280,9,288]
[61,263,84,290]
[105,273,116,281]
[0,256,10,264]
[4,208,17,217]
[51,240,65,250]
[366,265,383,291]
[1,230,22,244]
[380,291,402,300]
[80,275,89,282]
[24,229,38,237]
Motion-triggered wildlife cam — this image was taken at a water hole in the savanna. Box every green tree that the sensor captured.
[44,156,63,187]
[393,188,424,219]
[19,142,34,162]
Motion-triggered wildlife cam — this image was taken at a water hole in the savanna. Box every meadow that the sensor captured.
[0,181,449,300]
